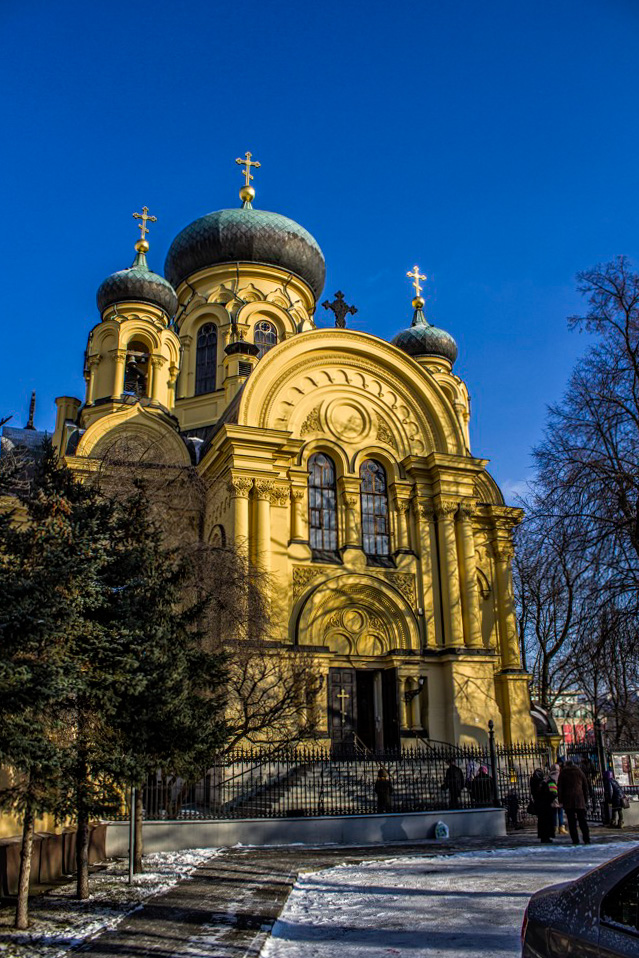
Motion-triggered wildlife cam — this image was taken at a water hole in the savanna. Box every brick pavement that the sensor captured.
[76,826,639,958]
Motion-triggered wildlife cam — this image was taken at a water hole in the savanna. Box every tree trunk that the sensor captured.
[76,804,90,899]
[134,787,144,874]
[76,719,90,900]
[15,796,35,930]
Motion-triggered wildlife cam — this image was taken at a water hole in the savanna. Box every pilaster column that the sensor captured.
[435,499,464,646]
[457,501,482,648]
[177,335,192,399]
[493,541,520,668]
[227,476,252,550]
[110,348,127,400]
[410,685,422,731]
[342,492,359,547]
[416,500,440,647]
[394,497,411,551]
[85,355,100,405]
[290,487,306,542]
[399,677,409,730]
[150,356,165,401]
[254,479,274,574]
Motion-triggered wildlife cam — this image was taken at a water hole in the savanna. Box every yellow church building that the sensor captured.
[50,155,534,749]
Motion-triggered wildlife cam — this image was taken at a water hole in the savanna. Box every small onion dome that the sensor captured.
[164,207,326,299]
[97,247,178,319]
[391,300,458,365]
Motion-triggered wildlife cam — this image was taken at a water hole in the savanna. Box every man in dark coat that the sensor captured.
[442,759,464,809]
[558,760,591,845]
[530,768,555,843]
[470,766,494,808]
[374,768,393,813]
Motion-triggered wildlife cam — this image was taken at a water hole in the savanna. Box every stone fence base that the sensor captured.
[106,807,505,857]
[0,823,106,896]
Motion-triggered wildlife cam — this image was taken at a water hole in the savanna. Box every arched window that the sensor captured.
[254,320,278,358]
[308,453,338,556]
[123,340,149,397]
[360,459,390,559]
[195,323,217,395]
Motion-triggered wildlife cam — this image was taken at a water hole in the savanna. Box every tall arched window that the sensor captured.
[123,340,149,397]
[360,459,390,559]
[308,453,338,556]
[195,323,217,395]
[254,320,278,358]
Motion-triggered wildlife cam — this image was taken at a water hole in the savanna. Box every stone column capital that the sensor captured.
[227,476,253,498]
[110,348,127,363]
[254,479,275,501]
[435,498,459,519]
[416,499,436,521]
[458,500,477,520]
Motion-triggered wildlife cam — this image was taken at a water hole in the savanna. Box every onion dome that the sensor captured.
[97,207,178,319]
[164,157,326,298]
[97,248,178,319]
[391,266,458,364]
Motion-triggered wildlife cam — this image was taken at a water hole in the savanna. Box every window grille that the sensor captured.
[308,453,338,555]
[360,459,390,557]
[195,323,217,395]
[254,320,278,358]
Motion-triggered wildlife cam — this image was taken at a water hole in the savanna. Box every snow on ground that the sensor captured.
[0,847,218,958]
[262,843,634,958]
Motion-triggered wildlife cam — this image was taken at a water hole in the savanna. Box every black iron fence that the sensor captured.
[111,734,551,825]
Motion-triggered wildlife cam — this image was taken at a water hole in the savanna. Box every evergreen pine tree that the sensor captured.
[0,443,116,923]
[103,482,228,871]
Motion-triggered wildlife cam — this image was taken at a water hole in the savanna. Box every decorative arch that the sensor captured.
[475,470,506,506]
[349,446,403,484]
[236,301,297,341]
[295,573,420,655]
[237,330,466,456]
[75,405,191,466]
[297,437,350,478]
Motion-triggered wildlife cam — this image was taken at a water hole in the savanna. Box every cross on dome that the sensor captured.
[236,151,261,207]
[132,206,157,253]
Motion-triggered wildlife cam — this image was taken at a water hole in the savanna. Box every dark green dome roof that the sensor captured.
[391,308,458,364]
[164,207,326,298]
[97,251,178,319]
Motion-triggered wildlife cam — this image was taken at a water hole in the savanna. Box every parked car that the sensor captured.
[522,845,639,956]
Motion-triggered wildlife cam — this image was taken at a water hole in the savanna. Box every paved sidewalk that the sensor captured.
[77,828,639,958]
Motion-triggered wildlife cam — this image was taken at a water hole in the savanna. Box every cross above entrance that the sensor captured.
[337,689,350,724]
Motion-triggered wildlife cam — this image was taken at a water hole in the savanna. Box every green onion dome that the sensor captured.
[164,206,326,299]
[97,249,178,319]
[391,305,458,364]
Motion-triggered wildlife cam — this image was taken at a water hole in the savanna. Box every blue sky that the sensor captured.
[2,0,638,499]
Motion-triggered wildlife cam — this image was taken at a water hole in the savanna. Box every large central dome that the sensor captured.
[164,207,326,298]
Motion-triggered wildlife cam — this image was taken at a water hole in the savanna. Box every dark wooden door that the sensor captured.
[382,668,400,752]
[328,668,357,753]
[356,671,376,752]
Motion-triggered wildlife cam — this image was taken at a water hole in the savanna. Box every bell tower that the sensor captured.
[71,208,181,434]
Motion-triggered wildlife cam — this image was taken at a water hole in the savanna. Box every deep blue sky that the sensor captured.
[2,0,638,499]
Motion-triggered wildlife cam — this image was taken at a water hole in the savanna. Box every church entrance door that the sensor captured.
[328,667,399,754]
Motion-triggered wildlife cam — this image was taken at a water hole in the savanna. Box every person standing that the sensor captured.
[374,768,393,813]
[558,760,591,845]
[442,759,465,810]
[530,768,555,843]
[604,770,626,828]
[549,763,567,835]
[470,765,494,808]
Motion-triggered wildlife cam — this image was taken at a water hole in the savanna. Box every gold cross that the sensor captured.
[407,265,427,298]
[236,151,261,187]
[337,689,350,724]
[133,206,157,242]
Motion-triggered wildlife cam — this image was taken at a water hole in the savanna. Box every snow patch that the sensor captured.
[0,847,219,957]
